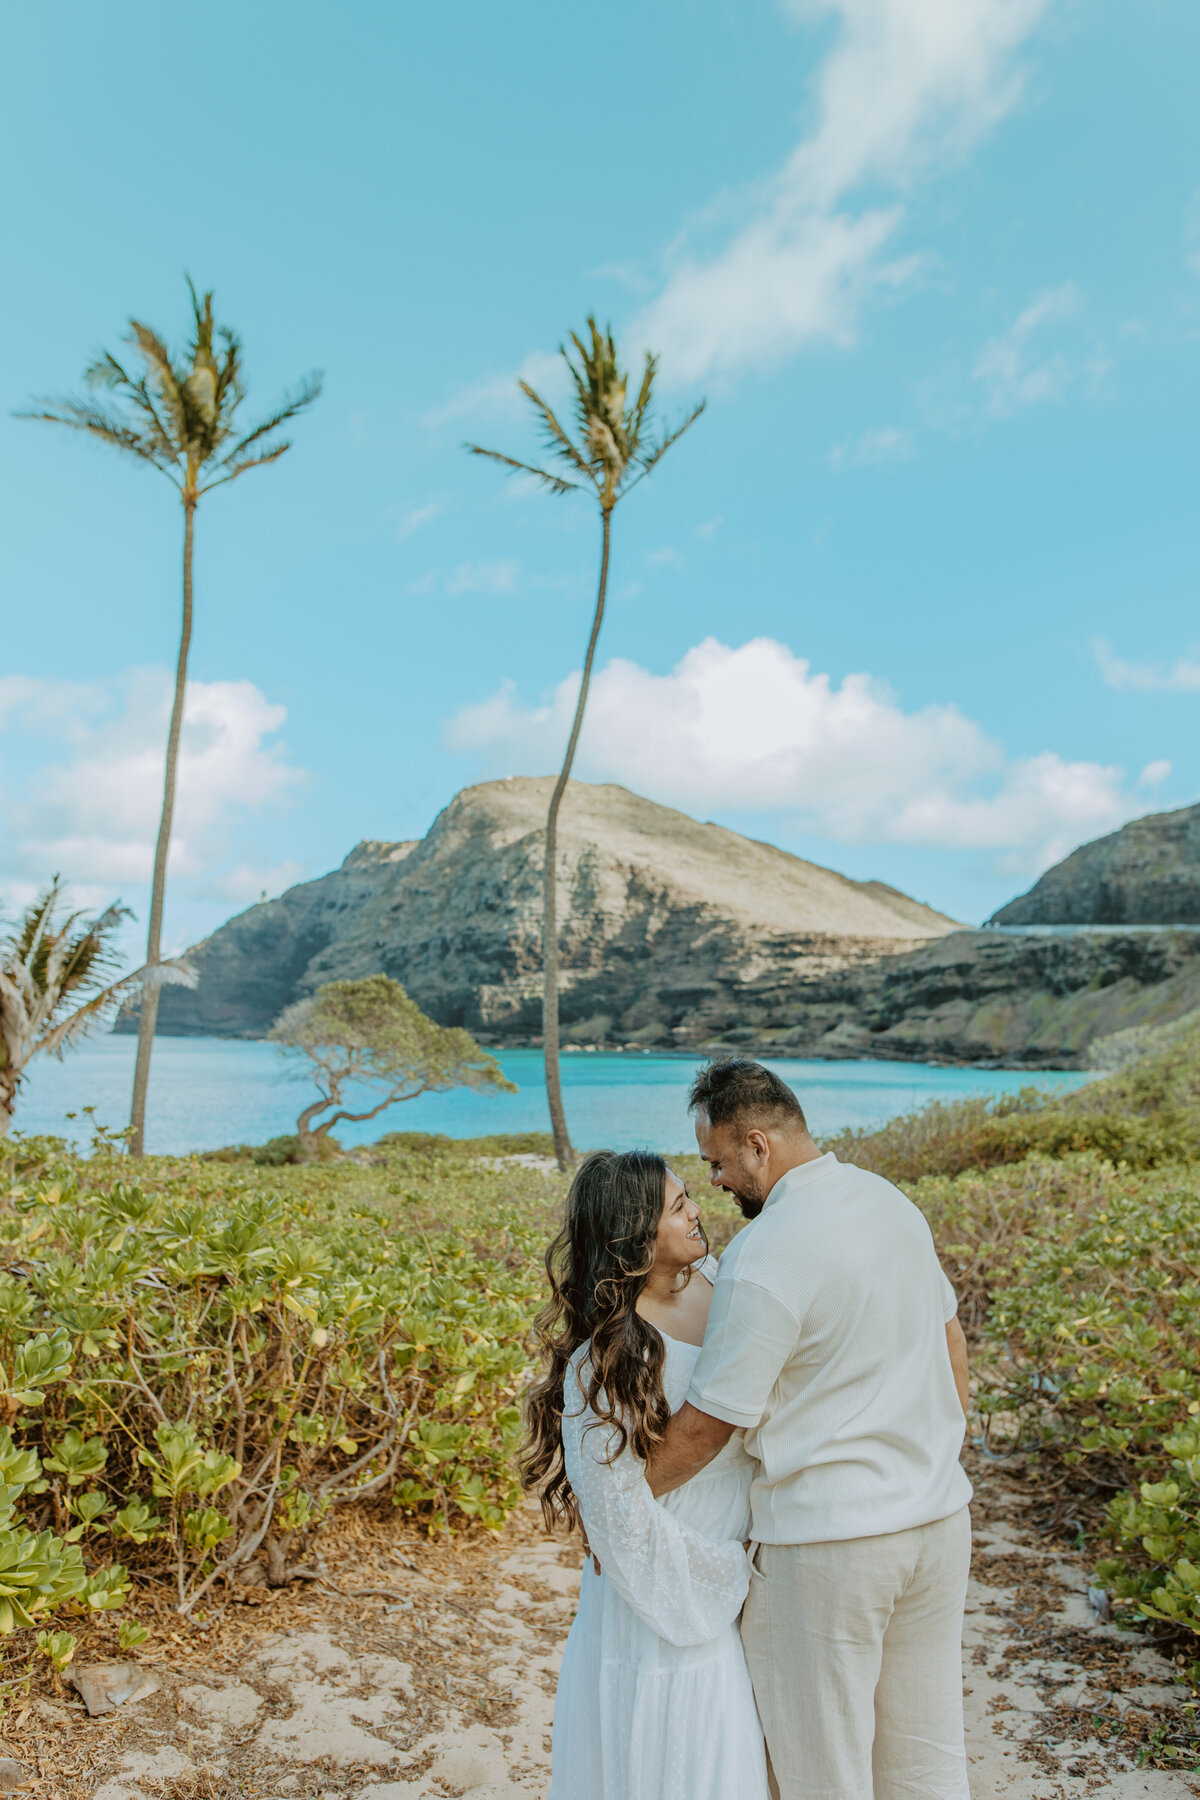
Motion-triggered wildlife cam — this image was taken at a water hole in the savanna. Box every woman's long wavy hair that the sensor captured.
[520,1148,704,1533]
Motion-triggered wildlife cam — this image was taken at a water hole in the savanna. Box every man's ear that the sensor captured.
[745,1128,770,1162]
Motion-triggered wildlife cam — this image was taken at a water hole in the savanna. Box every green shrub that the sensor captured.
[907,1149,1200,1652]
[204,1134,340,1166]
[0,1132,557,1625]
[375,1130,557,1158]
[825,1095,1200,1187]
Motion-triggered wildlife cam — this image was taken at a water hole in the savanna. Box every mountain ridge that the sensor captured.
[992,801,1200,925]
[125,777,958,1045]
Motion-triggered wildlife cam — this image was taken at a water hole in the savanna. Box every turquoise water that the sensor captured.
[14,1036,1094,1156]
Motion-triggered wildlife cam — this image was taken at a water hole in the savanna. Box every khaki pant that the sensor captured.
[742,1507,971,1800]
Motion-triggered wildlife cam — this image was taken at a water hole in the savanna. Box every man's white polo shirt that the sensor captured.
[687,1153,973,1545]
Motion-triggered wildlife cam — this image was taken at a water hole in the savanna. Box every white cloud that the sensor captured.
[0,675,107,741]
[410,559,521,598]
[446,635,1155,876]
[392,501,441,540]
[633,0,1050,382]
[829,425,915,470]
[1140,759,1173,787]
[0,669,307,923]
[424,350,565,431]
[696,515,724,540]
[1094,638,1200,693]
[648,546,687,571]
[213,861,306,903]
[973,282,1081,414]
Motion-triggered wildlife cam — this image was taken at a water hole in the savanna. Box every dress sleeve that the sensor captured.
[563,1370,749,1649]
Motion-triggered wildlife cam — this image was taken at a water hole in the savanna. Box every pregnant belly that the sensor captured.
[662,1454,754,1543]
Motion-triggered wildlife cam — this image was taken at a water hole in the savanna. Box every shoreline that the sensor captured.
[104,1028,1091,1076]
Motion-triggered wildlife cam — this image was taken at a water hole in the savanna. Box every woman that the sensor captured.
[522,1150,768,1800]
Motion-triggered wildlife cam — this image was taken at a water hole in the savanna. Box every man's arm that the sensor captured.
[647,1403,735,1497]
[946,1317,969,1417]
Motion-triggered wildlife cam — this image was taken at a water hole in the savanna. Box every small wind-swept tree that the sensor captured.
[270,975,516,1162]
[0,881,194,1136]
[468,319,704,1168]
[19,281,322,1157]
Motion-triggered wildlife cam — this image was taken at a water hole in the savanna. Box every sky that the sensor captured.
[2,0,1199,956]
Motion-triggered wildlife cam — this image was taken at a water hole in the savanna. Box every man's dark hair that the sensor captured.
[687,1057,807,1134]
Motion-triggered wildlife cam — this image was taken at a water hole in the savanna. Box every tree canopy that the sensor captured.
[467,316,702,515]
[20,278,322,501]
[270,975,516,1159]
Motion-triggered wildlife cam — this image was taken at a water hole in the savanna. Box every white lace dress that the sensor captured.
[550,1260,768,1800]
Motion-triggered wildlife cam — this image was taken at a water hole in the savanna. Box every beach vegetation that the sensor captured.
[0,1033,1195,1685]
[0,881,192,1138]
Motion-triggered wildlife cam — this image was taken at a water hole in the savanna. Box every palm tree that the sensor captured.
[20,281,321,1155]
[0,881,194,1137]
[468,320,704,1169]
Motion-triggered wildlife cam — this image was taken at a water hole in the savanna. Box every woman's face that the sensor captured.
[652,1171,705,1273]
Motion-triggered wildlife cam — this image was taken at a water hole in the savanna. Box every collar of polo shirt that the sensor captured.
[763,1151,839,1211]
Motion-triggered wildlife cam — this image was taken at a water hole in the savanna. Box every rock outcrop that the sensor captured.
[125,778,958,1044]
[715,925,1200,1067]
[992,802,1200,925]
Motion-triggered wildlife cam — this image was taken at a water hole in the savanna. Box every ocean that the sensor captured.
[13,1035,1095,1156]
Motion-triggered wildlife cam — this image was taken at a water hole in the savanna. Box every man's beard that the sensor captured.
[724,1167,767,1220]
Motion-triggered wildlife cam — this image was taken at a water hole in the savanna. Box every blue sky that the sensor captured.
[2,0,1199,952]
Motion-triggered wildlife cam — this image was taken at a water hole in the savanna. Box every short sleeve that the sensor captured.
[940,1268,959,1323]
[687,1270,800,1431]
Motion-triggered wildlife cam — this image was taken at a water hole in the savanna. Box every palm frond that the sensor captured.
[38,958,195,1062]
[518,381,595,481]
[199,440,292,492]
[22,279,320,494]
[632,400,707,485]
[52,902,134,998]
[464,443,581,496]
[627,353,658,457]
[127,320,190,444]
[122,375,185,465]
[84,349,138,393]
[210,374,323,470]
[470,317,703,518]
[15,397,178,473]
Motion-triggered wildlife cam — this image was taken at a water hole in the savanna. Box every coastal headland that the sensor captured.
[120,782,1200,1068]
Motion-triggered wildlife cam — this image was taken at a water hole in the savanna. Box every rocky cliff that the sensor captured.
[992,802,1200,925]
[125,778,958,1045]
[714,925,1200,1067]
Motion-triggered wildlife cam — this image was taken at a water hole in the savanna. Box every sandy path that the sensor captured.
[19,1464,1199,1800]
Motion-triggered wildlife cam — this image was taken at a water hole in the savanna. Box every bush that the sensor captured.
[900,1144,1200,1661]
[204,1134,340,1166]
[825,1094,1200,1187]
[375,1130,557,1158]
[0,1131,557,1626]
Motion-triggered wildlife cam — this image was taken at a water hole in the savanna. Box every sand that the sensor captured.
[16,1458,1199,1799]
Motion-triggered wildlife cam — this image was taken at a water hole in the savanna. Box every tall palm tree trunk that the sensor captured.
[129,496,195,1157]
[542,509,612,1171]
[0,1068,16,1137]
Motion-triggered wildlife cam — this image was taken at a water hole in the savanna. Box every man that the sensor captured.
[648,1057,972,1800]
